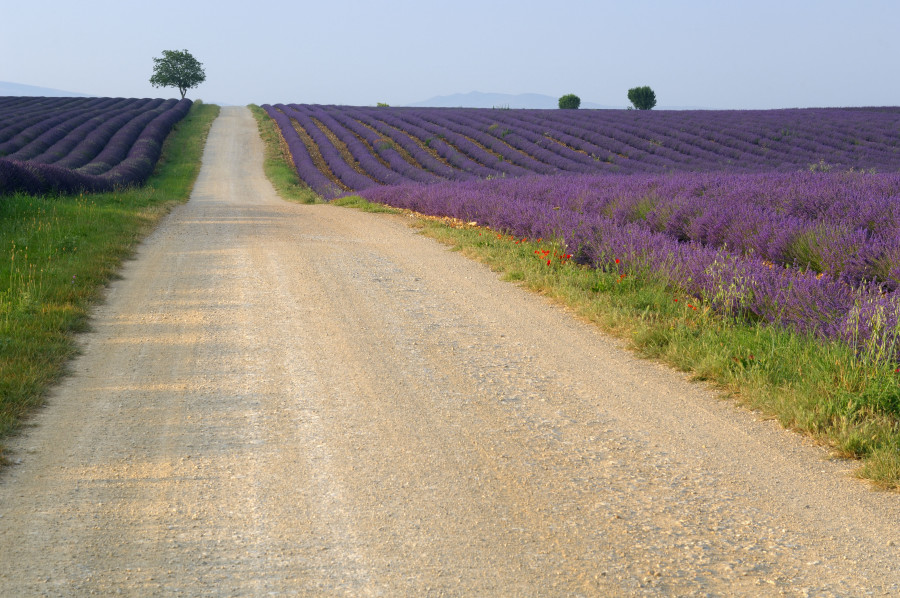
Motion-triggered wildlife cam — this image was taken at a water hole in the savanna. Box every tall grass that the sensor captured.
[0,102,219,462]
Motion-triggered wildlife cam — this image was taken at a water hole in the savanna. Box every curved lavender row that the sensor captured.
[0,97,96,131]
[0,97,124,141]
[77,99,181,175]
[314,105,443,185]
[27,100,163,168]
[357,108,501,179]
[0,96,87,119]
[52,100,167,170]
[0,158,117,195]
[276,105,376,191]
[553,110,811,171]
[560,110,762,168]
[260,104,339,196]
[534,111,671,172]
[484,110,622,170]
[559,108,900,172]
[15,99,162,164]
[341,107,473,182]
[0,97,125,156]
[99,98,193,186]
[400,109,533,177]
[0,98,191,195]
[413,109,558,175]
[322,106,447,183]
[358,175,900,363]
[4,98,140,161]
[456,110,602,174]
[292,104,408,186]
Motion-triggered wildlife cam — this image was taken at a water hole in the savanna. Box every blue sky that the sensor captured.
[2,0,897,108]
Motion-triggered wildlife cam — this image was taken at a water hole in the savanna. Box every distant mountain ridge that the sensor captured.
[0,81,90,97]
[406,91,617,110]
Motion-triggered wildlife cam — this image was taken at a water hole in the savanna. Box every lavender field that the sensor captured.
[262,104,900,194]
[0,96,192,195]
[266,104,900,365]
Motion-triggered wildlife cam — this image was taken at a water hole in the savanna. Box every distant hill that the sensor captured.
[0,81,90,97]
[406,91,617,110]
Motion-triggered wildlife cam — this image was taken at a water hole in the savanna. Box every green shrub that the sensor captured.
[558,94,581,109]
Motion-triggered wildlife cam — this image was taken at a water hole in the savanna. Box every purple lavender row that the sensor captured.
[337,107,473,182]
[398,109,533,177]
[354,108,501,179]
[551,110,809,171]
[0,97,125,145]
[457,110,604,174]
[31,100,162,167]
[77,99,181,175]
[559,108,900,171]
[483,110,622,170]
[261,104,339,197]
[0,97,98,129]
[357,174,900,361]
[10,99,162,164]
[0,98,191,195]
[411,109,557,175]
[275,105,376,191]
[99,99,192,186]
[292,104,411,186]
[313,105,442,185]
[0,97,128,156]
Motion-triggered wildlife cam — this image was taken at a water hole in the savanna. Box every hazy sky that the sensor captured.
[3,0,898,108]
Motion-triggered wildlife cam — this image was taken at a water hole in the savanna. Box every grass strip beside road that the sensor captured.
[0,102,219,462]
[254,110,900,490]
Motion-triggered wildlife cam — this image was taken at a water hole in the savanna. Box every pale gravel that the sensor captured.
[1,106,898,596]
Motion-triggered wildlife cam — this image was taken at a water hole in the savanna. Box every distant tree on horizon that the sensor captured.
[150,49,205,100]
[558,94,581,109]
[627,86,657,110]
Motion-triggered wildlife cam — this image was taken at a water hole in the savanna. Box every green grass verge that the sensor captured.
[248,104,320,204]
[248,107,900,489]
[335,196,900,490]
[0,101,219,462]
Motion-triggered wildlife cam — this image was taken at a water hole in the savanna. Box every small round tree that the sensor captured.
[558,94,581,109]
[627,86,657,110]
[150,49,206,99]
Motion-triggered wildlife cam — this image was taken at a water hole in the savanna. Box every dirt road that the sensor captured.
[1,106,898,596]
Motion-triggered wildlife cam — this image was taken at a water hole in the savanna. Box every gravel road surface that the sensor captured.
[1,106,898,596]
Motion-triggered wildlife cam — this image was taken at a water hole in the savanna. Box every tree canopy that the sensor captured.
[150,49,205,100]
[558,94,581,109]
[627,86,657,110]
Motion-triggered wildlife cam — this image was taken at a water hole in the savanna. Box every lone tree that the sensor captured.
[558,93,581,109]
[627,86,657,110]
[150,49,206,99]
